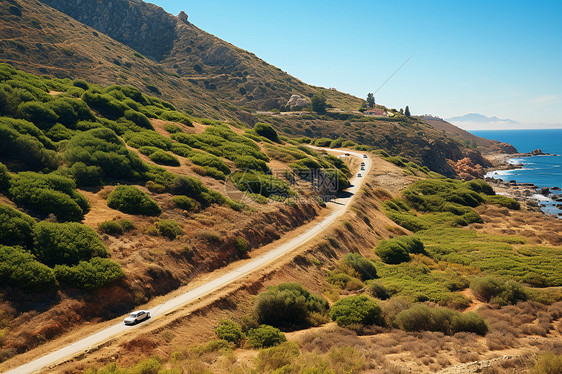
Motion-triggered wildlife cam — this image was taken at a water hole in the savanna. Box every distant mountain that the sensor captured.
[446,113,521,130]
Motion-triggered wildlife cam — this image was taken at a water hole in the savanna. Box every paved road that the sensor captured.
[3,149,370,374]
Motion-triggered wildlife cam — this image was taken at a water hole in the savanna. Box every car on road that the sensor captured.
[363,154,367,158]
[124,310,150,325]
[357,173,362,177]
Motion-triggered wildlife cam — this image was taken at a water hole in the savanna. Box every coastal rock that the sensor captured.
[551,186,561,191]
[553,195,562,202]
[509,180,517,185]
[539,187,550,196]
[494,142,518,154]
[287,95,309,109]
[531,148,545,155]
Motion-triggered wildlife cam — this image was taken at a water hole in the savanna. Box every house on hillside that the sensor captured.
[364,108,388,116]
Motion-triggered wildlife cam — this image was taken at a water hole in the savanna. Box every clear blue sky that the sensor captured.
[150,0,562,126]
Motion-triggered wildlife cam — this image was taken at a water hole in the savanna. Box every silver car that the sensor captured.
[124,310,150,325]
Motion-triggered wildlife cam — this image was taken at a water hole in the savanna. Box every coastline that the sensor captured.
[483,152,562,218]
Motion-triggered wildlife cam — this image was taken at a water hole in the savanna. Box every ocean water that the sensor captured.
[470,129,562,218]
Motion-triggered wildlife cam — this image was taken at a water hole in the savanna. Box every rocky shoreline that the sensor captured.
[483,150,562,218]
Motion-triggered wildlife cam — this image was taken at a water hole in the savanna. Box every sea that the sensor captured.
[470,129,562,218]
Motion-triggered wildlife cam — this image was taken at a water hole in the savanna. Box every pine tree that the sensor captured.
[311,94,327,114]
[366,93,375,108]
[404,106,411,117]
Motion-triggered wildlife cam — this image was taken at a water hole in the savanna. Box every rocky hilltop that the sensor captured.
[42,0,177,61]
[40,0,353,112]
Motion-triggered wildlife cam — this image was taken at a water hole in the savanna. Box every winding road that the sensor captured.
[2,149,371,374]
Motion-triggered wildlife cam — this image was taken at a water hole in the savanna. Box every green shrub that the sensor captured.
[367,281,390,300]
[470,276,528,305]
[375,240,411,264]
[118,219,135,232]
[329,295,381,327]
[73,79,89,90]
[107,185,161,216]
[71,162,102,187]
[0,118,60,170]
[375,236,426,264]
[255,283,329,328]
[464,179,495,195]
[393,304,488,335]
[327,271,364,291]
[0,162,10,192]
[341,253,377,281]
[214,320,243,345]
[254,342,300,372]
[123,130,172,150]
[124,109,152,129]
[253,123,279,142]
[65,128,147,180]
[0,204,36,248]
[163,123,182,134]
[156,219,183,240]
[98,220,124,236]
[532,353,562,374]
[160,110,193,126]
[149,150,180,166]
[234,237,250,253]
[230,171,291,198]
[403,179,484,212]
[33,221,107,266]
[54,257,124,290]
[0,245,56,291]
[234,155,270,173]
[450,312,488,336]
[82,91,127,119]
[8,172,88,222]
[486,195,521,210]
[247,325,286,348]
[173,195,200,211]
[17,101,58,129]
[189,153,230,175]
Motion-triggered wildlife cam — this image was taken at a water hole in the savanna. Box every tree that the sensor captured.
[405,106,411,117]
[311,94,327,114]
[366,93,375,108]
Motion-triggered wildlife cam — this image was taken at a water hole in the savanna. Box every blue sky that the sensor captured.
[150,0,562,126]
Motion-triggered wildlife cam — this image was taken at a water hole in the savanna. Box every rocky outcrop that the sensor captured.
[287,95,309,109]
[177,11,188,24]
[493,142,518,154]
[448,157,485,180]
[531,148,545,155]
[40,0,177,61]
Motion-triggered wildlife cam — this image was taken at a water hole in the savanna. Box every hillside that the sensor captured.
[40,0,363,112]
[0,64,359,361]
[421,116,518,153]
[0,0,502,178]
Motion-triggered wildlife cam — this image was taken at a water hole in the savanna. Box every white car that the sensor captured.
[124,310,150,325]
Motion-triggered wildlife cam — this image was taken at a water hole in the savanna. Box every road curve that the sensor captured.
[3,149,371,374]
